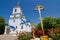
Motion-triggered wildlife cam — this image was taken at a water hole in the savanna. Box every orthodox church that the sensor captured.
[4,2,31,35]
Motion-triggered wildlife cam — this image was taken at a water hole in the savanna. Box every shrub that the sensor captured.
[18,33,32,40]
[48,28,60,40]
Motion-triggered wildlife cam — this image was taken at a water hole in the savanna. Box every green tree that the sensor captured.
[43,17,57,30]
[36,17,59,31]
[56,18,60,27]
[0,17,5,34]
[35,23,41,30]
[35,17,60,39]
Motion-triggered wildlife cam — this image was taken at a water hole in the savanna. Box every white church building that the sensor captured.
[4,3,32,35]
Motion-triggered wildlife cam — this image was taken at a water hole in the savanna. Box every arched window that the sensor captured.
[13,20,15,22]
[16,26,17,28]
[15,9,17,12]
[29,25,31,27]
[26,24,28,26]
[21,26,23,29]
[13,29,15,31]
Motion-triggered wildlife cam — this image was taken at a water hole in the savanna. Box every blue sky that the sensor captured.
[0,0,60,24]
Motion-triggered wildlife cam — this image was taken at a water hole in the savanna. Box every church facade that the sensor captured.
[4,4,31,35]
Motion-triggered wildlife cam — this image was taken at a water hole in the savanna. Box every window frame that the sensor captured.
[21,26,23,29]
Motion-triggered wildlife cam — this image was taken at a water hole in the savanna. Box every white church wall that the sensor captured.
[16,25,21,33]
[9,29,16,34]
[9,18,21,26]
[26,25,31,32]
[10,15,14,18]
[22,24,27,32]
[15,15,20,17]
[28,26,31,32]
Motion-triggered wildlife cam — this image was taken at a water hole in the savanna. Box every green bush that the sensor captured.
[18,33,32,40]
[49,33,60,40]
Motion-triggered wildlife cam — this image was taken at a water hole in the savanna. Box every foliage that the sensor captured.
[36,17,60,31]
[0,17,5,34]
[35,17,60,38]
[35,23,41,30]
[18,33,32,40]
[48,28,60,40]
[56,18,60,27]
[43,17,57,30]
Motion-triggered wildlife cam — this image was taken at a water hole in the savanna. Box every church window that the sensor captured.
[13,29,15,31]
[26,24,28,26]
[21,26,23,29]
[14,15,15,17]
[15,9,17,12]
[16,26,17,28]
[13,20,15,22]
[29,25,30,27]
